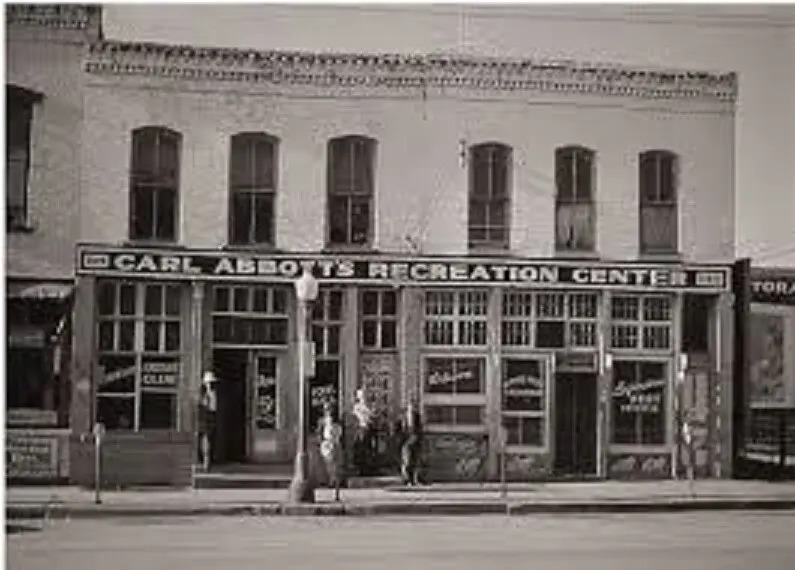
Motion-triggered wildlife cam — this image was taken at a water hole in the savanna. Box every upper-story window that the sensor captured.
[469,143,511,250]
[129,127,181,242]
[229,133,278,246]
[327,135,375,247]
[639,150,678,254]
[7,85,41,230]
[555,145,595,252]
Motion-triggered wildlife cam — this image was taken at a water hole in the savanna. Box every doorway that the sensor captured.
[212,349,247,465]
[554,372,598,477]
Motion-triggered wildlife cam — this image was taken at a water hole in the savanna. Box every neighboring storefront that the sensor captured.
[6,280,74,483]
[71,244,733,485]
[741,267,795,475]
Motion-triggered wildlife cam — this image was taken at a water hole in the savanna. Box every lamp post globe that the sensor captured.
[288,269,319,504]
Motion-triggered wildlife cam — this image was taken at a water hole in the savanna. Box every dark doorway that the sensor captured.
[554,372,598,477]
[212,349,247,464]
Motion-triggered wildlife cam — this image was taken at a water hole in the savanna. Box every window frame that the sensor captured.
[326,135,376,248]
[609,357,671,451]
[95,280,183,432]
[555,145,596,252]
[468,142,512,250]
[309,287,345,427]
[638,149,679,255]
[6,85,42,231]
[500,355,552,452]
[129,126,182,243]
[211,285,290,348]
[609,294,674,353]
[228,132,279,247]
[423,289,489,347]
[359,288,399,351]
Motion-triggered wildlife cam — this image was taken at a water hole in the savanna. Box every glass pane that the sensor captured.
[520,417,543,446]
[350,198,370,244]
[253,138,275,189]
[144,322,161,351]
[253,193,274,244]
[213,316,232,343]
[575,149,593,201]
[156,188,176,240]
[362,320,378,348]
[328,196,349,244]
[229,136,251,189]
[639,152,658,204]
[309,359,340,429]
[455,358,483,393]
[611,296,639,320]
[119,284,136,315]
[98,322,115,352]
[426,358,454,394]
[233,287,249,312]
[97,354,136,393]
[141,356,179,389]
[165,321,180,351]
[381,291,397,315]
[556,148,574,202]
[330,139,354,193]
[503,359,544,410]
[640,204,677,253]
[159,133,179,184]
[144,285,162,316]
[491,148,509,198]
[353,139,373,195]
[362,291,378,316]
[231,192,253,244]
[214,287,230,312]
[165,285,181,316]
[119,321,135,351]
[470,147,490,198]
[327,326,340,354]
[132,130,156,180]
[97,396,135,430]
[556,202,594,251]
[381,321,396,348]
[455,405,483,425]
[140,392,177,429]
[536,321,565,348]
[272,288,287,314]
[425,405,454,425]
[131,186,154,239]
[252,287,268,313]
[489,201,506,227]
[328,291,343,320]
[659,153,676,201]
[97,282,116,316]
[469,200,487,228]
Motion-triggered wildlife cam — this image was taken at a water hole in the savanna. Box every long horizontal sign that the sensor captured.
[751,269,795,306]
[76,245,731,292]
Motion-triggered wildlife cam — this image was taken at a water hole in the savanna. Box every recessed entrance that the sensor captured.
[554,372,598,477]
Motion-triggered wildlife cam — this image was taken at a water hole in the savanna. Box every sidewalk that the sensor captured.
[7,480,795,519]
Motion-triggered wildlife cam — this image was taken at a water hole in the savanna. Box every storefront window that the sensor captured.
[611,360,668,445]
[502,291,598,349]
[501,358,547,447]
[423,357,486,429]
[309,289,344,428]
[424,290,488,346]
[95,281,182,431]
[610,295,673,351]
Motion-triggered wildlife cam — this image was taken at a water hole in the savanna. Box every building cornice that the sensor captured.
[6,4,101,31]
[85,40,738,103]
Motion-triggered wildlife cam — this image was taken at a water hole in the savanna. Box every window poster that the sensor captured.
[749,306,795,408]
[360,353,395,418]
[309,360,340,430]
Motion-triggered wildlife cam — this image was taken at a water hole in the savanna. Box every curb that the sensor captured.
[7,498,795,520]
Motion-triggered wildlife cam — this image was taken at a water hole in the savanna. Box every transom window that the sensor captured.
[610,294,673,351]
[360,289,398,350]
[95,281,183,431]
[639,150,678,254]
[129,127,181,242]
[555,145,596,251]
[229,133,278,246]
[327,136,375,247]
[502,291,599,349]
[469,143,511,249]
[424,290,488,346]
[211,285,289,346]
[7,85,40,230]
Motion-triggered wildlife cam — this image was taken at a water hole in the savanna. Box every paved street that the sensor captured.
[8,512,795,570]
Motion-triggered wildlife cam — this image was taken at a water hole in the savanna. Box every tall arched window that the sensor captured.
[469,142,511,250]
[639,150,678,254]
[228,132,278,246]
[327,135,376,247]
[6,85,42,229]
[555,145,596,252]
[129,126,181,241]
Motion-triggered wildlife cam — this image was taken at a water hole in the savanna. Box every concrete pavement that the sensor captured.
[7,479,795,519]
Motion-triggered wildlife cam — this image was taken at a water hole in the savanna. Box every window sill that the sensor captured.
[222,243,281,253]
[638,251,682,263]
[322,244,379,255]
[554,249,599,260]
[7,222,35,234]
[467,245,511,257]
[124,239,182,249]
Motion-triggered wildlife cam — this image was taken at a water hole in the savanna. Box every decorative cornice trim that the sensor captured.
[6,4,100,31]
[85,40,738,103]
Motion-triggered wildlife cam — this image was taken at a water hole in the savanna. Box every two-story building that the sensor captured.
[69,36,738,486]
[6,4,102,482]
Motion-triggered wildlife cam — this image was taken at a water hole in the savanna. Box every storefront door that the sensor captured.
[554,372,598,476]
[248,352,280,462]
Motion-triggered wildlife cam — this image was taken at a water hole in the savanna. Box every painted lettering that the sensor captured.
[410,263,429,280]
[277,260,299,277]
[470,265,491,280]
[113,254,136,271]
[213,258,236,275]
[236,258,256,275]
[450,264,469,280]
[429,263,448,280]
[337,260,355,278]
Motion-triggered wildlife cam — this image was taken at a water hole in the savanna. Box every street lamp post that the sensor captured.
[288,270,319,504]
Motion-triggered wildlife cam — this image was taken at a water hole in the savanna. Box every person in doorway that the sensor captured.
[198,371,218,472]
[352,388,375,476]
[400,400,424,487]
[318,402,344,501]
